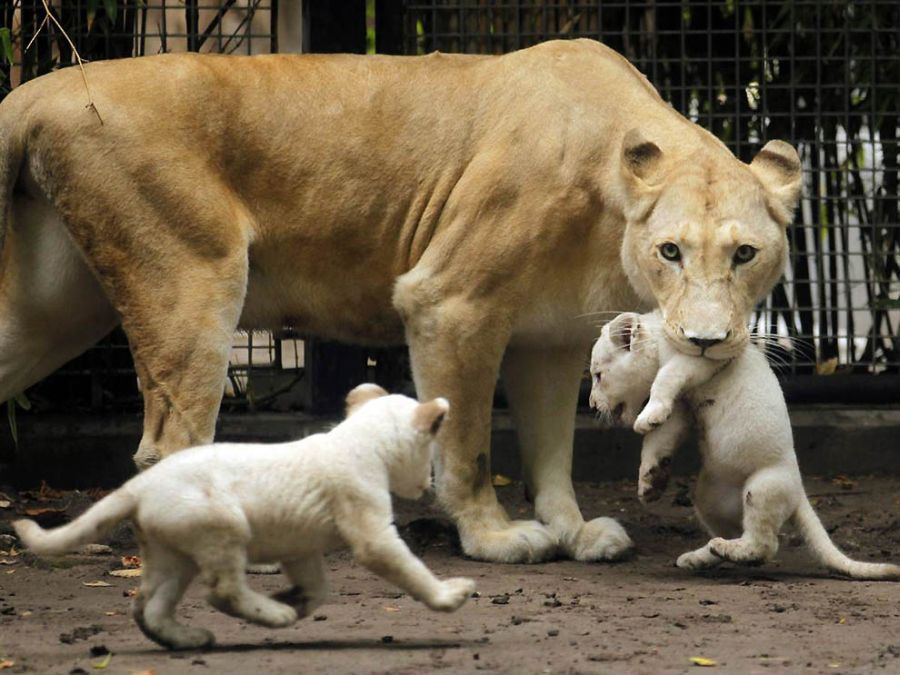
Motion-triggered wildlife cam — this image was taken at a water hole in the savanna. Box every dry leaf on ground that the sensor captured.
[109,569,142,578]
[690,656,717,667]
[82,581,113,588]
[492,474,513,487]
[92,652,112,669]
[121,555,141,568]
[0,660,14,670]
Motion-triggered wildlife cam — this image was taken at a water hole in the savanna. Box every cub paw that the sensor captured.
[708,537,768,566]
[676,551,714,570]
[633,400,672,435]
[167,626,216,651]
[429,577,476,612]
[637,457,673,503]
[263,603,299,628]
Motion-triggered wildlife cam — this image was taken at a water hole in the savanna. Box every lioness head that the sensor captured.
[618,129,802,360]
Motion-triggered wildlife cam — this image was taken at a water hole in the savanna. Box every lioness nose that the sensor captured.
[688,336,725,349]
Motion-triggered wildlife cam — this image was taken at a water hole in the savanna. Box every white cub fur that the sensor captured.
[14,385,476,650]
[590,312,900,580]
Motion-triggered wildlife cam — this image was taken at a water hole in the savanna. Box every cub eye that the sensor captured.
[659,242,681,262]
[594,372,602,384]
[734,244,757,264]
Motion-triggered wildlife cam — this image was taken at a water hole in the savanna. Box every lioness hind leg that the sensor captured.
[132,544,212,650]
[395,281,556,564]
[41,165,251,469]
[502,346,632,562]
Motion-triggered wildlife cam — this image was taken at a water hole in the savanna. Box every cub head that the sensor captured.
[344,384,449,500]
[618,129,802,360]
[589,312,660,427]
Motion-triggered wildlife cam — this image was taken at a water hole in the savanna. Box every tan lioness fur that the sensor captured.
[0,39,801,564]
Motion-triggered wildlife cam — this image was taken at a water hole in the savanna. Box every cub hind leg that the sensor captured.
[708,466,797,566]
[676,469,742,571]
[132,542,211,650]
[272,554,329,618]
[200,548,298,628]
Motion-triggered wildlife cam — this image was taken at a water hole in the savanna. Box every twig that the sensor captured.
[24,14,49,52]
[36,0,103,125]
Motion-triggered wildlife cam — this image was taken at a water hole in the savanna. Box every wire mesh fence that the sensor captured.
[0,1,897,417]
[396,0,900,377]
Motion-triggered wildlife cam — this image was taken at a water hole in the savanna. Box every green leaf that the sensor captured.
[87,0,99,31]
[14,393,30,411]
[7,401,17,449]
[0,28,13,66]
[103,0,118,24]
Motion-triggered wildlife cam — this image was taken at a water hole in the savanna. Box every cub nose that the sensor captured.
[688,336,724,350]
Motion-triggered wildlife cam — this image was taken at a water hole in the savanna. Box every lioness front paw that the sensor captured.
[428,577,476,612]
[633,400,673,434]
[459,519,558,563]
[570,517,634,562]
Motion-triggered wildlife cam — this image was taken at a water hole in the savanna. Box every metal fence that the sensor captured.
[1,0,897,416]
[386,0,900,382]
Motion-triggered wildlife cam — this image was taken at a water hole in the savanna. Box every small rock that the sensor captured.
[313,614,327,621]
[191,658,207,666]
[79,544,113,556]
[490,594,510,605]
[381,635,394,644]
[547,628,559,637]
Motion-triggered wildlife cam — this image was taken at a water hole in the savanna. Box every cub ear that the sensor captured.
[749,140,802,226]
[345,383,389,417]
[412,398,450,435]
[607,313,640,352]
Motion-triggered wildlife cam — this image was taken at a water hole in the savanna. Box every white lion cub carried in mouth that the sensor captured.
[590,311,900,580]
[15,384,476,649]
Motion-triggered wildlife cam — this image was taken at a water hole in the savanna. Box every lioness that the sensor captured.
[0,39,800,563]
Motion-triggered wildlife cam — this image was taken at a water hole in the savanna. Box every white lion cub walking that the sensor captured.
[590,312,900,580]
[15,384,476,649]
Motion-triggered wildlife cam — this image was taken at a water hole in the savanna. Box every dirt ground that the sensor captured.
[1,476,899,675]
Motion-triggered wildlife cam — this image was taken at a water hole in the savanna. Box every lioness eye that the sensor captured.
[594,372,602,383]
[659,242,681,262]
[734,244,757,264]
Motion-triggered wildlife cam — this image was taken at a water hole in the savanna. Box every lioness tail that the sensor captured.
[794,499,900,580]
[14,489,136,555]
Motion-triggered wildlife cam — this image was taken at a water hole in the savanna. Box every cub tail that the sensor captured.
[794,499,900,580]
[14,489,137,555]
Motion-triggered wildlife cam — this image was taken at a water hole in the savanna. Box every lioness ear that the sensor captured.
[345,383,389,417]
[412,398,449,435]
[607,313,639,352]
[621,128,664,187]
[750,140,802,226]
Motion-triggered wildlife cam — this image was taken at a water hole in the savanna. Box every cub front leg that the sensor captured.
[637,402,690,503]
[503,345,632,562]
[634,353,721,434]
[395,280,556,563]
[337,505,475,612]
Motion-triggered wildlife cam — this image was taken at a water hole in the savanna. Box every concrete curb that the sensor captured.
[2,406,898,488]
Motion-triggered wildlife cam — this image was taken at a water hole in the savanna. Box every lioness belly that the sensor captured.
[239,241,405,345]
